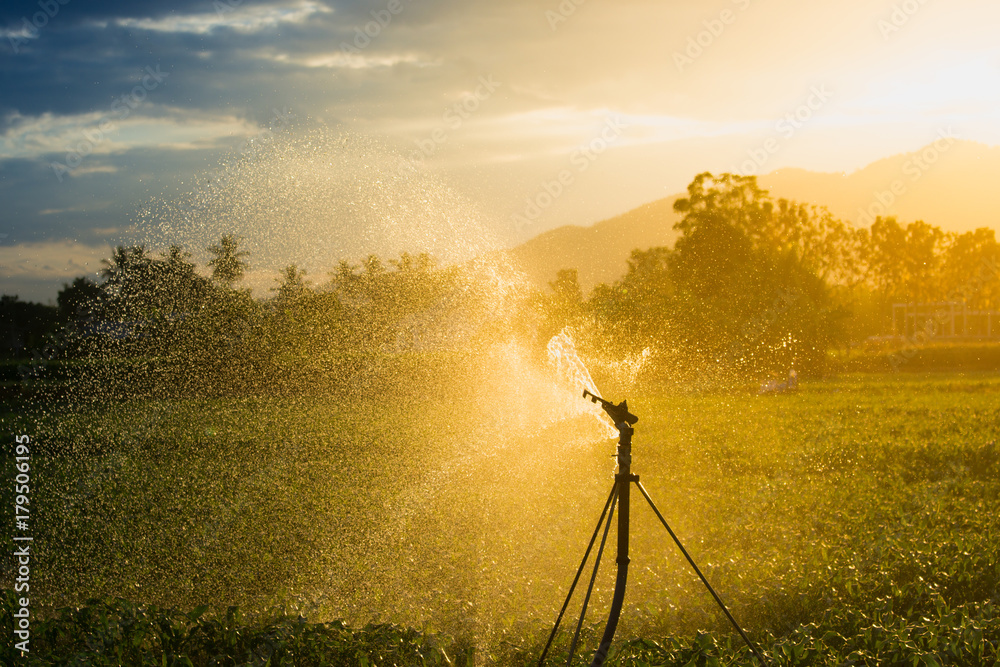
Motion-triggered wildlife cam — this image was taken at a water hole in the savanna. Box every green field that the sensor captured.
[4,369,1000,665]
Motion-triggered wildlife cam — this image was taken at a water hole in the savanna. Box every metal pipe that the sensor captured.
[590,423,634,667]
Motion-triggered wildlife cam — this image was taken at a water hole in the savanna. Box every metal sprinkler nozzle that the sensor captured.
[583,389,639,427]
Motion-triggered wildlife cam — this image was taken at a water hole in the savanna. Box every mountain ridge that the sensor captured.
[504,139,1000,292]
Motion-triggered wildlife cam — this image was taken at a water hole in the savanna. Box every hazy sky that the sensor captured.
[2,0,999,300]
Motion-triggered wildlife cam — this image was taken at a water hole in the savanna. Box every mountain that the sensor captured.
[503,195,681,293]
[758,139,1000,231]
[505,139,1000,293]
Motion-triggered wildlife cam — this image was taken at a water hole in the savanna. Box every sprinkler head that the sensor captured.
[582,389,639,426]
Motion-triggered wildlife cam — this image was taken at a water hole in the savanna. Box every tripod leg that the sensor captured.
[634,481,767,665]
[566,489,617,666]
[538,483,618,667]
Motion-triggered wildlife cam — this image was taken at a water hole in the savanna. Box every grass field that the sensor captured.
[3,369,1000,664]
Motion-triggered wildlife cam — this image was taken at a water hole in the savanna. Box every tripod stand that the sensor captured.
[538,392,765,666]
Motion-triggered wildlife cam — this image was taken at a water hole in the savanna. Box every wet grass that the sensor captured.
[3,370,1000,664]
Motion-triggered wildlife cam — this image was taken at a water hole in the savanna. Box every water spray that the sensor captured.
[538,391,767,666]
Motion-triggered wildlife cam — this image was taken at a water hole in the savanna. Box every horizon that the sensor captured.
[3,138,998,304]
[3,0,999,302]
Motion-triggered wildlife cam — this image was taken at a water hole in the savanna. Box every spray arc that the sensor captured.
[538,391,767,666]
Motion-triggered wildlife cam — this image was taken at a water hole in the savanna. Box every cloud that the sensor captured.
[0,239,108,280]
[107,0,332,35]
[268,50,436,70]
[3,0,1000,302]
[0,107,267,161]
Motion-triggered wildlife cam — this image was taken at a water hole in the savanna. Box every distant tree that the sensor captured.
[208,235,249,287]
[670,173,762,302]
[668,172,843,373]
[0,295,59,359]
[387,251,441,312]
[941,228,1000,309]
[364,254,385,273]
[536,268,586,343]
[772,199,867,287]
[101,246,153,297]
[100,245,159,319]
[864,217,948,304]
[328,260,361,301]
[549,268,583,305]
[158,245,212,313]
[389,251,435,275]
[589,247,673,353]
[97,244,215,322]
[163,245,193,275]
[57,276,103,322]
[673,172,773,242]
[272,264,309,305]
[324,252,461,353]
[360,254,386,296]
[902,220,945,303]
[867,216,908,301]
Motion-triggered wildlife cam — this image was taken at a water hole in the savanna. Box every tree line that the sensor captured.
[543,173,1000,376]
[3,172,999,393]
[2,233,490,396]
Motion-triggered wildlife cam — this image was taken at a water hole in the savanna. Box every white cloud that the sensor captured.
[0,24,37,40]
[270,51,436,70]
[0,240,109,281]
[109,0,331,35]
[0,108,263,160]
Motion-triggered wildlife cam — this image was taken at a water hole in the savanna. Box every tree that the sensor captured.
[360,254,386,298]
[940,228,1000,309]
[100,245,158,318]
[163,245,193,276]
[673,172,773,243]
[902,220,945,303]
[325,252,459,353]
[272,264,309,305]
[101,246,152,296]
[867,216,908,301]
[667,172,843,373]
[156,245,213,314]
[208,235,249,287]
[864,217,948,304]
[0,295,59,359]
[772,199,866,287]
[537,268,585,343]
[328,260,361,301]
[549,268,583,305]
[389,251,435,275]
[57,277,103,322]
[387,251,440,312]
[589,248,673,354]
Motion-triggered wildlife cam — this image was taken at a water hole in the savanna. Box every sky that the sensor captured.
[2,0,999,301]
